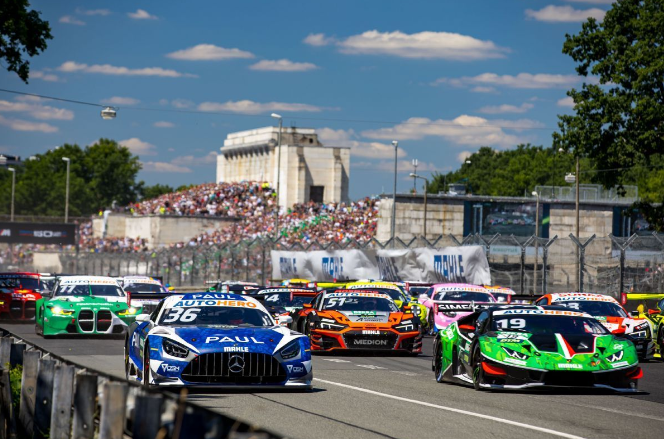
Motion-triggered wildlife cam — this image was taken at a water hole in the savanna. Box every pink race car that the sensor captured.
[418,283,496,334]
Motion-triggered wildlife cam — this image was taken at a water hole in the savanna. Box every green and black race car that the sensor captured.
[625,292,664,360]
[35,275,140,337]
[433,305,642,392]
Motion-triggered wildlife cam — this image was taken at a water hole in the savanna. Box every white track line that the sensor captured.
[314,378,586,439]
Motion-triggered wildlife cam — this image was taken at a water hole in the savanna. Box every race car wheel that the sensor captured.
[427,311,435,335]
[124,345,131,380]
[471,344,484,391]
[658,328,664,362]
[142,343,152,387]
[434,342,445,383]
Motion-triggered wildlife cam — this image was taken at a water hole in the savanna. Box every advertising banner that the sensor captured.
[0,222,77,245]
[271,246,491,285]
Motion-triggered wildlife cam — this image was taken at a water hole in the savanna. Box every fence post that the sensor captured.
[9,345,26,368]
[540,235,558,295]
[72,374,97,439]
[569,234,596,293]
[18,351,40,435]
[49,365,74,439]
[191,253,196,287]
[609,234,638,296]
[98,382,126,439]
[132,394,163,439]
[511,235,535,294]
[261,245,267,286]
[0,367,17,439]
[0,339,11,367]
[33,359,55,439]
[217,249,223,282]
[478,234,501,258]
[245,246,250,282]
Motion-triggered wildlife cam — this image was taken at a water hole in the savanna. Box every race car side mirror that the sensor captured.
[135,314,151,322]
[648,309,661,315]
[303,303,313,309]
[458,324,475,332]
[278,315,293,325]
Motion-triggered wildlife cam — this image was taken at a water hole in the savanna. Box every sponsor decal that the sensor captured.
[327,292,391,299]
[160,364,179,373]
[187,293,241,300]
[611,361,629,368]
[174,300,257,308]
[279,257,297,276]
[353,317,383,322]
[352,339,388,346]
[362,330,380,335]
[286,364,305,373]
[60,278,118,285]
[349,311,378,316]
[495,309,587,317]
[20,230,67,238]
[223,346,249,353]
[0,229,10,237]
[503,357,527,366]
[375,256,399,281]
[497,333,529,342]
[433,255,465,282]
[322,257,344,278]
[557,363,582,369]
[205,336,265,344]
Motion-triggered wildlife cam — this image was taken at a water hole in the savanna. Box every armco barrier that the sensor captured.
[0,328,279,439]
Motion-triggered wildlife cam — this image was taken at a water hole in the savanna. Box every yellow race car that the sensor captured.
[345,281,429,329]
[624,292,664,360]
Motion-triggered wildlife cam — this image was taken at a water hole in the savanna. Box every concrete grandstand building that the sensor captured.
[216,126,350,207]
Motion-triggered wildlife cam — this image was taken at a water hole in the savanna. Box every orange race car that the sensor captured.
[305,289,422,354]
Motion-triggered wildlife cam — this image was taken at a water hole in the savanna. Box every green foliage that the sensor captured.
[141,183,175,200]
[553,0,664,229]
[175,184,196,192]
[0,0,53,83]
[0,139,142,217]
[8,363,22,412]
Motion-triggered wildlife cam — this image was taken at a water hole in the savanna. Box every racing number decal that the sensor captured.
[162,308,200,323]
[265,294,281,302]
[495,318,526,330]
[324,298,347,308]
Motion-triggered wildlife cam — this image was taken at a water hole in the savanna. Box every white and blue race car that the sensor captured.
[124,292,312,389]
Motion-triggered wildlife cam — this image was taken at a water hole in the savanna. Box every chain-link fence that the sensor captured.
[6,233,664,298]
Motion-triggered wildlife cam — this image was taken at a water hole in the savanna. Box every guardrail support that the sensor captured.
[132,394,163,439]
[18,351,40,436]
[569,234,596,292]
[98,382,127,439]
[72,374,97,439]
[49,365,74,439]
[33,359,55,439]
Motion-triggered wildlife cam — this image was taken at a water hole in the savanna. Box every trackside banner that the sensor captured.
[0,222,77,245]
[271,246,491,284]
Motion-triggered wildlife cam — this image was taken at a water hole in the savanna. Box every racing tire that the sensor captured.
[34,324,42,337]
[142,343,153,388]
[471,344,484,391]
[433,341,445,383]
[658,327,664,362]
[427,311,436,336]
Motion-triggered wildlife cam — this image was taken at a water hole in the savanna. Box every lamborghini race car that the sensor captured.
[306,290,422,354]
[0,272,44,320]
[433,306,642,392]
[254,287,317,326]
[535,292,653,359]
[345,281,428,328]
[419,283,496,333]
[124,293,312,388]
[624,292,664,360]
[121,276,173,315]
[35,276,138,336]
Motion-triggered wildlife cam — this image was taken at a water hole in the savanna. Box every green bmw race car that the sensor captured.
[35,276,140,337]
[432,305,642,392]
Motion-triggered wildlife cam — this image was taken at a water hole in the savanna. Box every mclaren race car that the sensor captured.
[254,287,317,326]
[125,293,312,388]
[433,306,642,392]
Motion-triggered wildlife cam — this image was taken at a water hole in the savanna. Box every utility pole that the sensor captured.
[412,159,418,193]
[575,155,580,291]
[63,157,70,223]
[391,140,398,244]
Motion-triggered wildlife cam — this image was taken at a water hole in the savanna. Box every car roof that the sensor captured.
[547,292,620,304]
[323,290,393,300]
[162,292,268,313]
[433,284,489,293]
[490,305,593,318]
[256,287,316,294]
[58,276,120,285]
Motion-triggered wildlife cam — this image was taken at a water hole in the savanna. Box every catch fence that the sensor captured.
[8,233,664,298]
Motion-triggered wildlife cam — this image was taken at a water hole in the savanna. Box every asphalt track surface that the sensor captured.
[3,322,663,439]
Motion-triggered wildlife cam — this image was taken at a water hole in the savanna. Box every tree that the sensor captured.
[552,0,664,230]
[141,183,175,200]
[0,0,53,83]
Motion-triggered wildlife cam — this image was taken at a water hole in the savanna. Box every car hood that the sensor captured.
[339,311,391,323]
[46,295,128,309]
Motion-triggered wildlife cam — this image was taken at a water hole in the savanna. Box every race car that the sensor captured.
[535,292,653,360]
[419,284,496,334]
[433,306,642,392]
[124,292,312,389]
[278,279,311,287]
[624,292,664,360]
[35,276,138,337]
[345,281,429,329]
[405,282,434,299]
[484,286,516,303]
[0,272,44,320]
[206,280,260,294]
[254,287,317,326]
[305,290,422,354]
[121,276,173,315]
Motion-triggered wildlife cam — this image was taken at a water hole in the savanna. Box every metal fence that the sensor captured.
[8,233,664,298]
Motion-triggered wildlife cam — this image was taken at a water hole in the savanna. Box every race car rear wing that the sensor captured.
[432,301,495,313]
[508,294,544,304]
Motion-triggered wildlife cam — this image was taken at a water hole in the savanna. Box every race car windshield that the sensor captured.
[0,277,40,290]
[261,292,312,307]
[555,301,628,317]
[355,288,405,303]
[124,283,167,294]
[158,306,274,327]
[434,290,495,303]
[322,296,399,313]
[492,315,609,335]
[409,286,431,297]
[55,284,124,297]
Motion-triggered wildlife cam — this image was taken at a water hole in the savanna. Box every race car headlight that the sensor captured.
[410,305,421,316]
[442,312,456,318]
[502,347,528,360]
[279,340,300,360]
[630,322,650,339]
[118,307,138,316]
[162,338,189,358]
[318,318,347,331]
[49,305,74,316]
[394,320,415,332]
[607,350,624,362]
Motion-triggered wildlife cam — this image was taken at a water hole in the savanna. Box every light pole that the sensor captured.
[411,159,418,193]
[271,113,282,240]
[8,167,16,221]
[532,191,540,293]
[552,147,563,199]
[391,140,398,244]
[62,157,70,223]
[410,173,429,239]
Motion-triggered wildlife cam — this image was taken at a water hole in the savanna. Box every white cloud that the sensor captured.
[154,121,175,128]
[361,115,541,147]
[170,99,194,109]
[30,71,60,82]
[564,0,613,3]
[353,160,438,172]
[317,128,407,159]
[57,61,196,78]
[128,9,157,20]
[172,152,217,166]
[102,96,140,105]
[119,138,157,156]
[478,102,534,114]
[249,59,319,72]
[433,72,580,89]
[0,115,58,133]
[303,33,337,47]
[76,8,111,16]
[59,16,85,26]
[166,44,254,61]
[197,100,326,114]
[457,151,473,162]
[312,30,509,60]
[557,97,576,107]
[525,5,606,22]
[0,98,74,120]
[471,86,497,93]
[142,162,192,173]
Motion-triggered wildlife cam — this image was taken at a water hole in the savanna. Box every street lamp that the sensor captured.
[391,140,398,244]
[101,106,117,120]
[410,173,429,239]
[532,191,540,293]
[8,168,15,221]
[270,113,283,240]
[411,159,418,193]
[62,157,70,223]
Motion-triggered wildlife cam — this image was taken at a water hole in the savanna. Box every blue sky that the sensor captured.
[0,0,612,199]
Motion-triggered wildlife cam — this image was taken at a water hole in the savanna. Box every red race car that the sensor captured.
[0,272,44,320]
